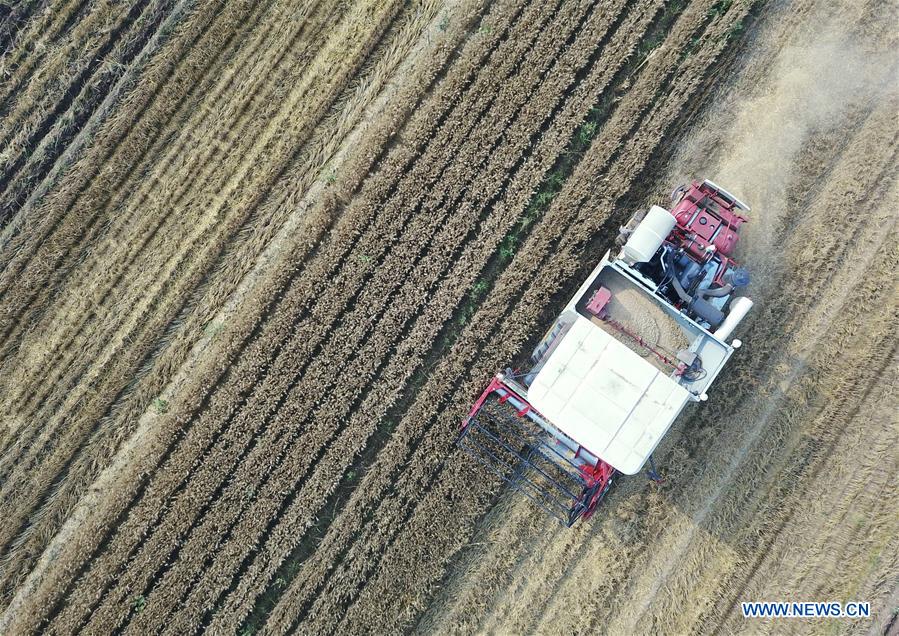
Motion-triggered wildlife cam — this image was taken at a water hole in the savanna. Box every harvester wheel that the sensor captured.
[581,477,614,520]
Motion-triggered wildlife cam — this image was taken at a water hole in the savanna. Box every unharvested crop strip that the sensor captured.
[38,1,512,632]
[131,1,613,630]
[1,0,396,523]
[206,0,659,628]
[324,4,756,631]
[261,0,667,624]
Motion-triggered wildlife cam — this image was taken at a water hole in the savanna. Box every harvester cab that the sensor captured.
[458,180,753,526]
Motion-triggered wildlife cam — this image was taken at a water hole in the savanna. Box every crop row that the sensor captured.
[0,0,474,623]
[0,0,412,605]
[0,0,179,223]
[8,0,346,408]
[57,0,561,632]
[0,0,119,143]
[1,1,506,632]
[262,0,754,631]
[37,0,528,628]
[211,0,740,628]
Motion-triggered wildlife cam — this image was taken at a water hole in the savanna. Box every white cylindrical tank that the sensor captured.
[622,205,676,263]
[715,296,753,341]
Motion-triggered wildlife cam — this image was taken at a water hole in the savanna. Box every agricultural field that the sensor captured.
[0,0,895,633]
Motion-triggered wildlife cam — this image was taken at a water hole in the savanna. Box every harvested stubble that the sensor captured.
[0,0,59,64]
[0,0,141,149]
[0,0,337,422]
[0,0,285,596]
[0,0,345,480]
[0,0,370,564]
[0,0,180,221]
[0,0,265,349]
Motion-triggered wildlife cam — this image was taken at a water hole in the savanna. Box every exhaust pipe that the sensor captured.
[715,296,753,341]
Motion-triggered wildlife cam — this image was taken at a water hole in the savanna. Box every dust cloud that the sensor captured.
[667,17,897,292]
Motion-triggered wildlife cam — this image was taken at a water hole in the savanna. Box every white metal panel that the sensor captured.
[529,316,691,475]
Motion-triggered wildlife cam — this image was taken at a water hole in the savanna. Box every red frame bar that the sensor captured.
[462,374,616,520]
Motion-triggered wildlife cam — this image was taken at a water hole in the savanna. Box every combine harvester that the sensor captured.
[459,180,754,526]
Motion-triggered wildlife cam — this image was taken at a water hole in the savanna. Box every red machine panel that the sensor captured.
[671,181,746,259]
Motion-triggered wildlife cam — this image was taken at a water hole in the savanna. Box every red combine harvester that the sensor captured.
[458,180,754,526]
